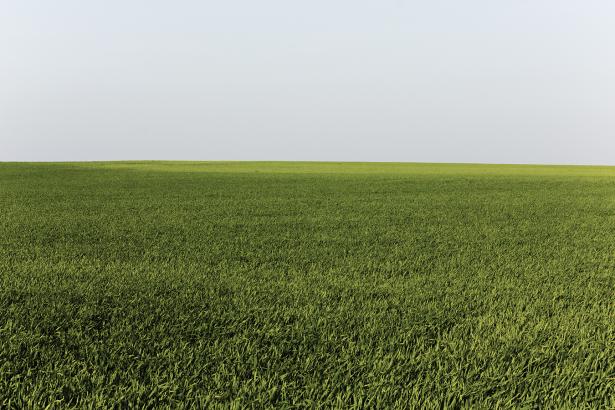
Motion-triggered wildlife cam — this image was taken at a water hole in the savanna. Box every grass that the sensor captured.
[0,161,613,408]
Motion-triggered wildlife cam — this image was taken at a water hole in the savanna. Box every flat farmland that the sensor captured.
[0,162,613,408]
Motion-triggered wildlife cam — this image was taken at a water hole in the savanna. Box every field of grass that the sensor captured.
[1,161,613,408]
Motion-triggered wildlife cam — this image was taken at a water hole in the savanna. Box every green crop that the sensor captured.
[1,161,613,408]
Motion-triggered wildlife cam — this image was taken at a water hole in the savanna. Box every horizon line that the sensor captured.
[2,159,615,168]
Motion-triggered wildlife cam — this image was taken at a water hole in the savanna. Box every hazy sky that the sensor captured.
[2,1,615,164]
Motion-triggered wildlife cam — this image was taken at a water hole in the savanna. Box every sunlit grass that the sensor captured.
[1,161,613,408]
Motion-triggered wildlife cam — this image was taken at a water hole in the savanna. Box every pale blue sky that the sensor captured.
[2,1,615,164]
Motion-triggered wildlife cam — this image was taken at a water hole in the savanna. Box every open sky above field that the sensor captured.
[2,1,615,164]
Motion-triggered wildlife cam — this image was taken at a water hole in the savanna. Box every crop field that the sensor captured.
[0,161,613,408]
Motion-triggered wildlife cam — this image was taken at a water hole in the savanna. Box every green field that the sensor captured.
[1,161,613,408]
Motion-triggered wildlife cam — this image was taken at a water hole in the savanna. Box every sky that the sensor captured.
[2,1,615,164]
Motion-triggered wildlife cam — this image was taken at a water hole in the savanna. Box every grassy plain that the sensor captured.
[0,161,614,408]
